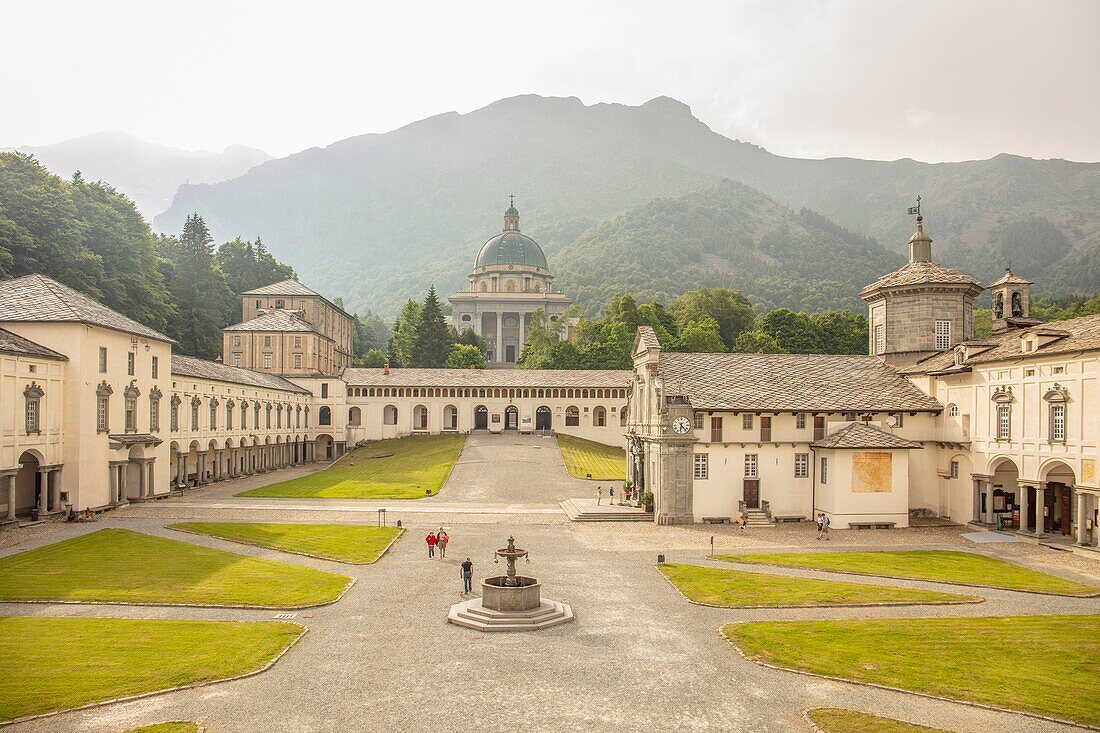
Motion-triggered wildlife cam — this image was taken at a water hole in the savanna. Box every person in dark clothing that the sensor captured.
[460,558,474,594]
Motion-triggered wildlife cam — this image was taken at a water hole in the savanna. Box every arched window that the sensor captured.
[414,404,428,430]
[946,404,959,418]
[319,406,331,425]
[566,406,580,426]
[348,407,361,426]
[383,405,398,425]
[444,405,458,430]
[593,406,607,427]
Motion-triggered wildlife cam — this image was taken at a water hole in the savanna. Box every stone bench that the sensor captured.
[702,516,731,524]
[773,515,806,523]
[849,521,897,530]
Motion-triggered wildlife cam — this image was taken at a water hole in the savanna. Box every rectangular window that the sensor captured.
[1051,404,1065,442]
[693,412,704,429]
[894,412,904,428]
[813,416,826,441]
[949,460,959,479]
[99,347,107,373]
[294,353,302,369]
[795,413,806,430]
[275,299,285,309]
[170,402,179,431]
[760,416,771,442]
[264,335,272,347]
[321,383,329,398]
[97,395,109,432]
[226,405,233,430]
[231,352,241,367]
[209,403,217,429]
[241,404,248,429]
[874,324,885,354]
[294,336,302,348]
[127,352,135,376]
[820,457,828,484]
[263,353,272,369]
[744,454,758,478]
[794,453,809,478]
[234,335,242,348]
[150,399,160,432]
[125,397,136,432]
[1053,366,1065,375]
[151,356,158,379]
[693,453,708,480]
[935,320,951,350]
[25,397,40,434]
[191,403,199,431]
[710,416,723,443]
[742,413,753,430]
[997,404,1011,440]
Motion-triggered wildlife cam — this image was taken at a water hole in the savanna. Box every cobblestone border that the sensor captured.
[0,623,307,728]
[708,553,1100,598]
[720,625,1099,732]
[655,564,985,610]
[0,576,357,611]
[167,523,406,565]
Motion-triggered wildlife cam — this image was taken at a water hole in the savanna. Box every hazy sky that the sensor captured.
[3,0,1097,163]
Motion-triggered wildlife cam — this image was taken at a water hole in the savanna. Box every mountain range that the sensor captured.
[135,95,1098,315]
[14,131,271,220]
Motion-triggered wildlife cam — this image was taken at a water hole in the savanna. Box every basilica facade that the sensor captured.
[448,200,572,365]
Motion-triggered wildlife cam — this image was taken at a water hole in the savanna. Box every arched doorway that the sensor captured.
[443,405,458,431]
[593,406,607,427]
[1040,460,1077,536]
[989,457,1020,528]
[413,404,429,431]
[504,405,518,430]
[535,406,552,431]
[316,434,335,461]
[14,450,42,518]
[474,405,488,430]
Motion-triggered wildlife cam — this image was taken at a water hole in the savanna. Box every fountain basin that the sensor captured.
[482,576,540,612]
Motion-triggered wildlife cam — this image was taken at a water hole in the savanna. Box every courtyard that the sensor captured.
[1,433,1098,732]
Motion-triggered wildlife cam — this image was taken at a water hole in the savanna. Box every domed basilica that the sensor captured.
[448,198,572,366]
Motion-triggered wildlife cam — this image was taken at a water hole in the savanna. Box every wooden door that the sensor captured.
[813,416,825,441]
[743,479,760,508]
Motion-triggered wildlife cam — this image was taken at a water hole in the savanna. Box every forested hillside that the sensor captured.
[155,95,1100,316]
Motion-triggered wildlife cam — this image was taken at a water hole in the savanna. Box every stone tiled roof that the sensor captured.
[860,261,981,297]
[0,327,67,360]
[342,367,631,389]
[0,274,174,343]
[811,422,923,450]
[988,268,1033,288]
[107,433,163,446]
[902,313,1100,374]
[223,309,315,333]
[171,355,311,394]
[634,325,662,353]
[657,352,941,412]
[241,279,321,297]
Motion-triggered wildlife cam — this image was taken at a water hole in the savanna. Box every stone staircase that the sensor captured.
[742,508,773,527]
[560,498,654,522]
[448,598,575,632]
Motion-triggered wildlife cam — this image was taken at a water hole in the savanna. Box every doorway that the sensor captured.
[504,405,518,430]
[743,479,760,508]
[535,406,552,431]
[474,405,488,430]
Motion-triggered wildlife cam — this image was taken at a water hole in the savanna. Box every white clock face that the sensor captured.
[672,416,692,434]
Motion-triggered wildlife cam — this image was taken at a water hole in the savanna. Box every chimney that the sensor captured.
[469,363,476,369]
[383,363,390,375]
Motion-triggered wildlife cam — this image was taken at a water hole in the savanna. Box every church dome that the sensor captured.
[473,199,548,271]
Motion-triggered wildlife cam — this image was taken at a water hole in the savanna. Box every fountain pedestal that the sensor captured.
[447,536,575,632]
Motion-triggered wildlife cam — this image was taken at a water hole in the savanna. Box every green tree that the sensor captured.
[159,214,234,357]
[409,285,452,368]
[445,343,487,369]
[455,327,488,355]
[638,301,678,345]
[360,348,387,367]
[387,299,421,367]
[674,317,726,352]
[734,330,787,353]
[814,310,868,355]
[670,287,755,349]
[758,308,823,353]
[518,309,559,369]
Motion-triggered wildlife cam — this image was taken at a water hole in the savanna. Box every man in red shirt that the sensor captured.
[426,531,437,558]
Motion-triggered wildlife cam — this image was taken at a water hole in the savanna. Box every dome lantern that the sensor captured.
[504,194,520,232]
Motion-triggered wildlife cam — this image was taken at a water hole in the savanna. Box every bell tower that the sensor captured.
[989,266,1040,334]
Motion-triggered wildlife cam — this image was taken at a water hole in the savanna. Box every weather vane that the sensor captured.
[907,195,922,220]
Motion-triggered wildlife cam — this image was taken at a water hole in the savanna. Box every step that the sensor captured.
[462,601,563,622]
[448,598,575,632]
[560,500,654,522]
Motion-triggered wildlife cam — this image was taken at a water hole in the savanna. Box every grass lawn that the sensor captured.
[124,724,201,733]
[714,550,1099,596]
[170,522,403,564]
[237,434,465,498]
[725,615,1100,726]
[0,529,351,607]
[0,617,300,722]
[556,434,626,480]
[658,563,977,608]
[808,709,944,732]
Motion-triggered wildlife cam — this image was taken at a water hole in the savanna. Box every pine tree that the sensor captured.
[161,214,234,357]
[410,285,453,368]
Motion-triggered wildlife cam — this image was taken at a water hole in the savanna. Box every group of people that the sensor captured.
[425,529,475,594]
[816,513,831,539]
[595,485,638,505]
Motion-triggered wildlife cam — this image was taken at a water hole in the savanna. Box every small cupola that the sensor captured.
[989,265,1039,334]
[503,194,520,232]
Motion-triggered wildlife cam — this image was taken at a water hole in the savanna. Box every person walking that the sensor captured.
[821,514,831,540]
[437,528,450,558]
[816,513,824,539]
[426,531,437,558]
[609,486,615,505]
[737,513,747,532]
[597,486,603,506]
[460,557,474,595]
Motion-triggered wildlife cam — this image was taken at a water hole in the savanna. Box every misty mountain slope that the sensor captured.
[19,131,271,219]
[554,180,903,314]
[155,95,1100,315]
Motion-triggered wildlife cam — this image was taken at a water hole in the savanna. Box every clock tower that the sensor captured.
[655,393,697,525]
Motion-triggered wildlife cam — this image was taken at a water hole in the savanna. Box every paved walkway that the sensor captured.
[2,435,1099,732]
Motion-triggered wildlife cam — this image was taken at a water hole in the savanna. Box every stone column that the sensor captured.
[1076,490,1088,545]
[518,311,526,357]
[1034,486,1046,536]
[137,460,147,498]
[147,460,155,498]
[37,468,50,514]
[48,468,60,512]
[983,479,994,525]
[118,463,128,503]
[496,313,504,364]
[1018,482,1030,533]
[4,474,16,522]
[972,478,982,523]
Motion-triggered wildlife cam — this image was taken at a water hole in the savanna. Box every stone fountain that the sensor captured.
[448,535,575,632]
